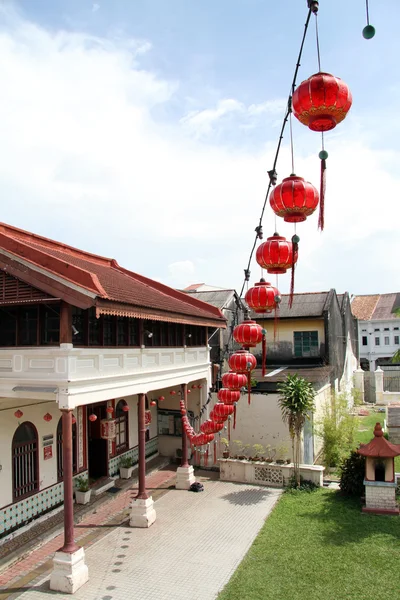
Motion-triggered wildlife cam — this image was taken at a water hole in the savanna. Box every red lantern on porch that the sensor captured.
[233,319,263,348]
[191,432,214,446]
[158,396,165,401]
[292,72,352,132]
[150,400,157,406]
[245,280,281,314]
[256,233,297,274]
[200,419,224,435]
[14,409,23,418]
[106,406,114,415]
[170,390,176,395]
[72,415,76,424]
[222,371,248,390]
[89,413,97,422]
[187,389,191,394]
[197,385,203,389]
[122,404,129,412]
[43,413,52,422]
[191,384,196,389]
[269,175,319,223]
[217,388,241,405]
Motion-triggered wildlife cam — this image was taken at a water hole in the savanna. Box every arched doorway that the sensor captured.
[12,422,39,501]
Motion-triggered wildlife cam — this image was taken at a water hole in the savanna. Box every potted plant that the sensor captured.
[265,444,276,463]
[252,444,265,462]
[276,443,289,464]
[220,437,230,459]
[74,476,91,505]
[119,455,134,479]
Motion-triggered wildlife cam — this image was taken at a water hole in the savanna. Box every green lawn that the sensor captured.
[218,489,400,600]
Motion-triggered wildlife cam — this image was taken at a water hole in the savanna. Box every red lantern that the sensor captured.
[106,406,114,414]
[269,175,319,223]
[228,350,257,405]
[43,413,52,422]
[210,403,234,422]
[200,420,224,435]
[197,385,202,389]
[187,389,191,394]
[256,233,297,274]
[158,396,165,401]
[122,404,129,412]
[292,72,352,132]
[191,384,196,389]
[72,415,76,424]
[150,400,157,406]
[233,319,263,348]
[222,371,248,390]
[191,432,214,447]
[14,409,23,418]
[89,413,97,422]
[217,388,240,405]
[170,390,176,395]
[245,280,281,314]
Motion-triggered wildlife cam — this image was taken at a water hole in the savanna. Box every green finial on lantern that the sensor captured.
[319,150,328,160]
[362,24,375,39]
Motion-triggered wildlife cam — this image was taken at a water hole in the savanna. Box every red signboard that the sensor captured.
[100,418,117,440]
[145,410,152,426]
[43,445,53,460]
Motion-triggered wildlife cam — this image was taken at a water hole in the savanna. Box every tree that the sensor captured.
[277,374,315,486]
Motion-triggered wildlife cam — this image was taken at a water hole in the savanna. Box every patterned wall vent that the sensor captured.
[0,272,51,304]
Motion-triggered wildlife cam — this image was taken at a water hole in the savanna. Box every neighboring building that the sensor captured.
[249,289,359,394]
[0,223,225,539]
[183,284,244,385]
[351,293,400,371]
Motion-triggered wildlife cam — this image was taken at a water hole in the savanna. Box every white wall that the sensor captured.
[358,318,400,369]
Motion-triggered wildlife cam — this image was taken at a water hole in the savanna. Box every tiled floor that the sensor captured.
[5,479,281,600]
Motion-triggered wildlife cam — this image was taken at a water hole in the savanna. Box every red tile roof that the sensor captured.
[351,294,400,321]
[358,423,400,458]
[0,223,225,327]
[351,295,380,320]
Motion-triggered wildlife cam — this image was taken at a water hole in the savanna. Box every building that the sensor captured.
[183,284,244,386]
[0,222,225,592]
[249,289,359,394]
[351,293,400,371]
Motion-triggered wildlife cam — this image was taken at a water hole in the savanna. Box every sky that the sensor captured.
[0,1,399,296]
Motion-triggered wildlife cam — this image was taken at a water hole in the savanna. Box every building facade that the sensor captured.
[351,293,400,371]
[0,222,225,542]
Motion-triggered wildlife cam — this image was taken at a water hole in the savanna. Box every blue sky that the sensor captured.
[0,1,399,295]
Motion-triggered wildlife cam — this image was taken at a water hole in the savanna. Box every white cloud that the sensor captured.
[0,9,398,295]
[92,3,100,13]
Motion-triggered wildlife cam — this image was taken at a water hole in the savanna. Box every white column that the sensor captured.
[375,367,384,404]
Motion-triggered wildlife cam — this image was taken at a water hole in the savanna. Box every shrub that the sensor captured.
[75,475,89,492]
[316,392,357,468]
[339,450,365,497]
[285,475,319,494]
[120,455,134,469]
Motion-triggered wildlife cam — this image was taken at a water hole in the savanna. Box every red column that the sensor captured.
[60,409,79,553]
[180,384,189,468]
[136,393,148,500]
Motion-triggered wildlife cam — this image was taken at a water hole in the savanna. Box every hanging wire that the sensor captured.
[289,112,295,175]
[315,12,322,71]
[223,5,315,363]
[321,130,325,151]
[366,0,370,25]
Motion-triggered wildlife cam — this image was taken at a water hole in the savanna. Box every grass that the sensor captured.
[218,488,400,600]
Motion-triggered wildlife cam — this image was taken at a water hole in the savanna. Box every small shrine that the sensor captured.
[358,423,400,515]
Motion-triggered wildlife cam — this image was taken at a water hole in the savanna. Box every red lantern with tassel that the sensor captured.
[122,404,129,412]
[228,350,257,405]
[217,388,240,405]
[191,432,214,447]
[200,420,224,435]
[292,72,352,132]
[245,280,280,314]
[256,233,297,274]
[14,410,23,418]
[233,319,263,348]
[158,396,165,401]
[43,413,52,422]
[150,400,157,407]
[222,371,248,390]
[269,175,319,223]
[106,406,114,415]
[170,390,176,395]
[89,413,97,422]
[210,403,234,422]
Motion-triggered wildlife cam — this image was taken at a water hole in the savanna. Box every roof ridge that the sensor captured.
[0,222,114,267]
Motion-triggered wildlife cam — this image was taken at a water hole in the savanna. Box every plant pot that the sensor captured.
[276,459,285,465]
[266,458,273,463]
[238,455,246,461]
[75,490,91,505]
[222,451,230,459]
[120,466,134,479]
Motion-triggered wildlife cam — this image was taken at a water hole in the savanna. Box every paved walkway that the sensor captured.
[4,478,281,600]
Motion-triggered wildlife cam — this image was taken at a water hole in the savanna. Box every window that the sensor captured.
[384,336,390,345]
[394,327,399,331]
[374,328,380,332]
[12,422,38,501]
[19,306,39,345]
[395,336,400,345]
[40,305,60,344]
[185,325,207,346]
[384,327,389,331]
[117,318,127,345]
[103,315,116,346]
[361,329,367,332]
[128,319,139,346]
[362,336,368,346]
[56,417,78,480]
[0,307,17,345]
[88,308,101,345]
[375,337,380,346]
[294,331,319,357]
[115,400,129,454]
[72,307,86,345]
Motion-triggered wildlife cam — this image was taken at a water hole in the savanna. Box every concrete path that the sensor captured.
[6,479,281,600]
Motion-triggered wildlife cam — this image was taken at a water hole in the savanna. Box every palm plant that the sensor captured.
[277,374,315,486]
